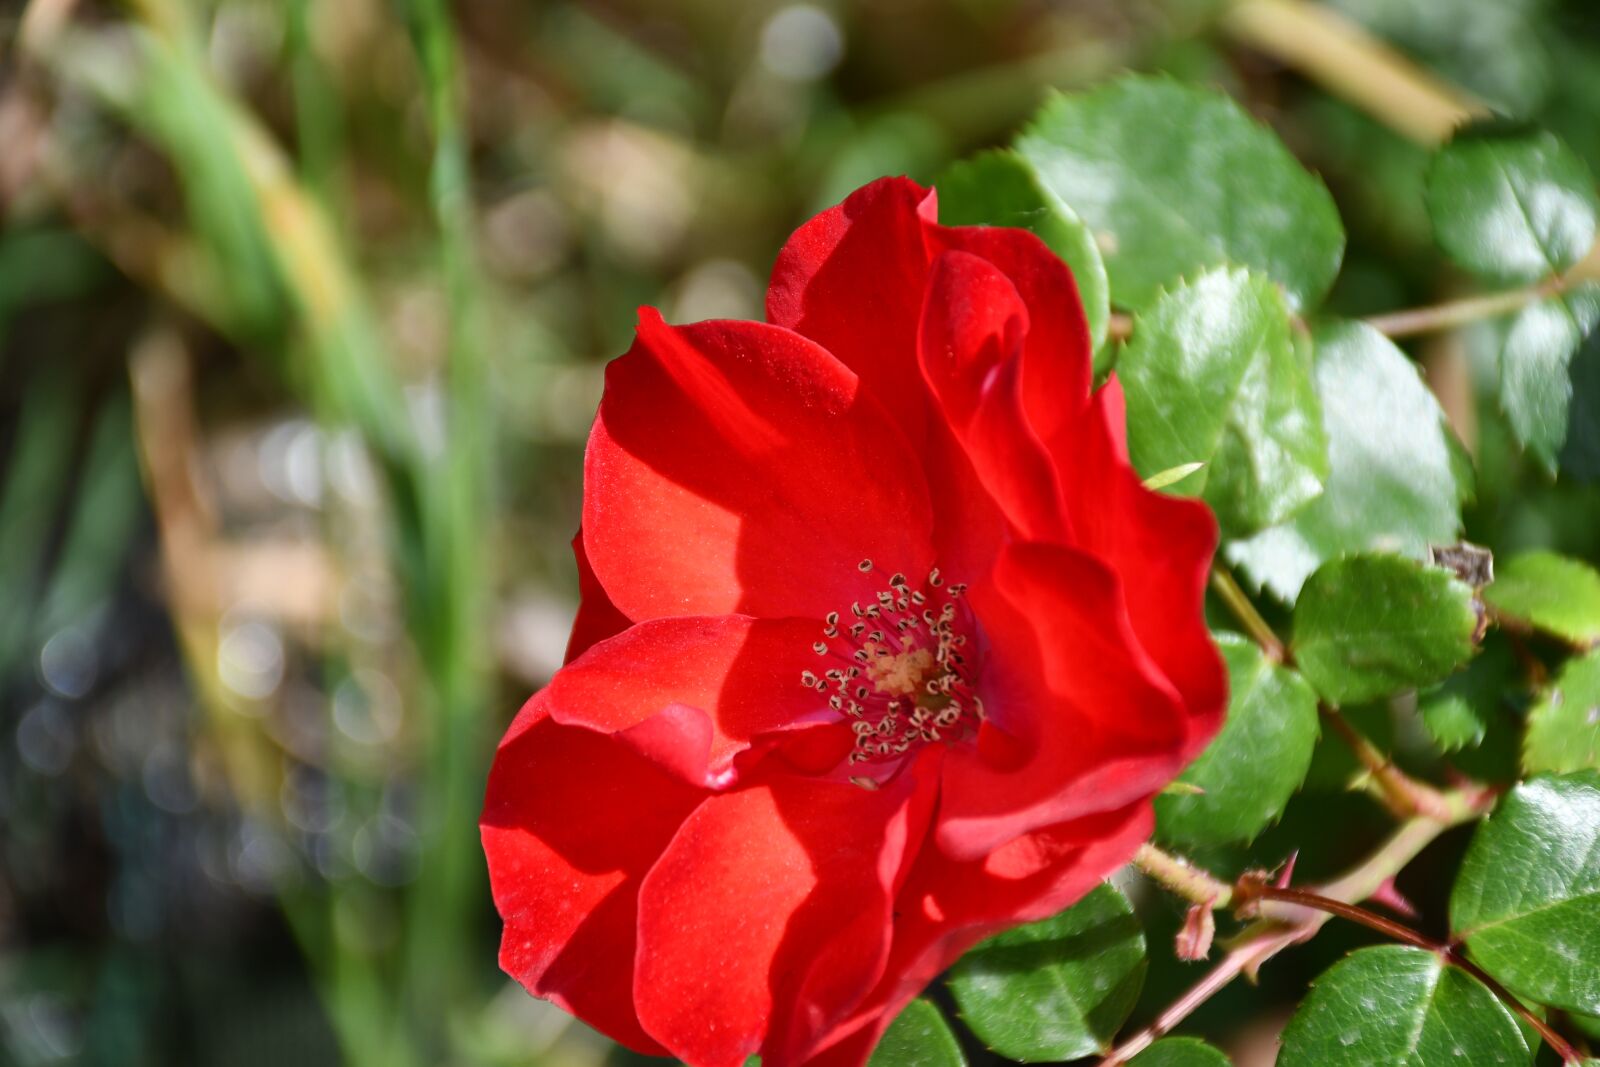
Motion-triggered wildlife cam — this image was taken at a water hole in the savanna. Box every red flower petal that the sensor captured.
[585,310,935,622]
[565,528,632,664]
[634,769,935,1067]
[797,1023,883,1067]
[924,223,1094,443]
[1055,379,1227,754]
[922,417,1009,595]
[480,711,707,1055]
[767,177,936,445]
[542,614,832,784]
[938,542,1189,859]
[917,248,1069,543]
[799,803,1154,1067]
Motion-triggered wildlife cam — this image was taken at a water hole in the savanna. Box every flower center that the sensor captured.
[799,560,984,788]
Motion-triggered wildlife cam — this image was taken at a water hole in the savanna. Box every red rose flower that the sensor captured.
[481,177,1226,1067]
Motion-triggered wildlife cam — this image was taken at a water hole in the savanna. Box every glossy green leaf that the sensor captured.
[1119,268,1327,535]
[1015,76,1344,312]
[1427,123,1599,283]
[947,883,1145,1061]
[1420,693,1489,751]
[1128,1037,1232,1066]
[1155,633,1319,846]
[868,999,965,1067]
[1278,946,1529,1066]
[1501,283,1600,473]
[1292,555,1477,705]
[1451,772,1600,1014]
[1525,651,1600,776]
[1484,550,1600,648]
[1227,321,1467,602]
[935,150,1111,354]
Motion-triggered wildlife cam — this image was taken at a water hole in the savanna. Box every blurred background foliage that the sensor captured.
[2,0,1600,1065]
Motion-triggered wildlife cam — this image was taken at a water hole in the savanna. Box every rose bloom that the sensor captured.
[481,177,1225,1067]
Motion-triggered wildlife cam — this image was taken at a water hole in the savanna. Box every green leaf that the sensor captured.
[935,149,1112,355]
[1451,771,1600,1014]
[1278,945,1530,1067]
[1418,636,1524,781]
[1127,1037,1232,1066]
[1292,555,1478,705]
[1420,693,1489,752]
[1015,76,1344,313]
[1501,283,1600,473]
[1525,651,1600,776]
[1484,550,1600,648]
[1227,321,1467,602]
[1427,123,1599,283]
[1155,633,1320,846]
[1119,269,1327,535]
[868,999,965,1067]
[947,883,1145,1061]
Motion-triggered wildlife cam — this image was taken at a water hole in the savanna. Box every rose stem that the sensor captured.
[1099,790,1493,1065]
[1209,566,1285,663]
[1319,705,1462,821]
[1238,883,1584,1065]
[1132,844,1234,908]
[1241,883,1433,948]
[1364,280,1566,338]
[1209,565,1466,821]
[1221,0,1481,145]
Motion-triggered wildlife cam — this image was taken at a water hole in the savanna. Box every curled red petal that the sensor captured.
[543,614,829,785]
[585,310,935,622]
[1055,378,1227,756]
[923,222,1094,442]
[634,766,936,1067]
[799,804,1154,1067]
[917,248,1070,543]
[767,176,937,446]
[938,541,1189,859]
[480,710,707,1056]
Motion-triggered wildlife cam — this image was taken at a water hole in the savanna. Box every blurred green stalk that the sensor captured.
[395,0,497,1045]
[285,0,345,215]
[31,0,498,1062]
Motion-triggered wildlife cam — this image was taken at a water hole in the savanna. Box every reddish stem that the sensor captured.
[1241,883,1584,1064]
[1245,884,1435,950]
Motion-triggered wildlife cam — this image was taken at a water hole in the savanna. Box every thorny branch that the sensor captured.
[1208,565,1454,821]
[1108,792,1502,1065]
[1229,880,1583,1064]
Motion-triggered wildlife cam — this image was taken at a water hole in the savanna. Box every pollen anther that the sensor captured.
[797,561,984,770]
